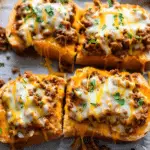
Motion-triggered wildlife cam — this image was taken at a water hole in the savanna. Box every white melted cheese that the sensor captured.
[1,74,65,138]
[70,74,146,133]
[85,5,150,54]
[20,0,74,42]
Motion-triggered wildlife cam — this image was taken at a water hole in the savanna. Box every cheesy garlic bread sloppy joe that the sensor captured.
[76,0,150,71]
[0,72,66,148]
[6,0,81,72]
[64,67,150,141]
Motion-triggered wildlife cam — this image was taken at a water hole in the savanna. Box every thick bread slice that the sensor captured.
[0,72,66,148]
[76,52,150,72]
[76,2,150,72]
[6,0,82,72]
[64,67,150,141]
[6,0,25,52]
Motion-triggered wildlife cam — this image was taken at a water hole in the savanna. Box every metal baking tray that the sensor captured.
[0,0,150,149]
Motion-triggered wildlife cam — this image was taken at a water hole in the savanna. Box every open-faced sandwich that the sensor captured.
[64,67,150,141]
[0,72,66,148]
[6,0,82,72]
[76,0,150,71]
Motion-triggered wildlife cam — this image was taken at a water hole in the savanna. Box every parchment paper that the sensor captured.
[0,0,150,149]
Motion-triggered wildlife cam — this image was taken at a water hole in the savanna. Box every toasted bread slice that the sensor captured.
[76,1,150,72]
[0,72,66,148]
[6,0,82,72]
[64,67,150,141]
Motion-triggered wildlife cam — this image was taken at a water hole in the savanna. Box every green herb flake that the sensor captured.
[107,0,113,7]
[113,92,120,100]
[8,33,12,37]
[94,19,99,25]
[22,78,27,84]
[88,39,97,44]
[115,27,119,30]
[113,14,117,19]
[39,101,44,106]
[113,92,125,106]
[118,99,125,106]
[138,99,144,107]
[45,6,54,17]
[36,16,43,22]
[0,63,4,67]
[135,35,142,40]
[88,8,92,11]
[32,7,43,22]
[25,6,30,11]
[119,13,124,25]
[102,24,107,30]
[82,103,87,109]
[90,79,96,87]
[59,24,63,28]
[89,79,96,92]
[90,103,97,107]
[59,0,68,4]
[20,103,24,109]
[0,128,2,135]
[127,32,133,39]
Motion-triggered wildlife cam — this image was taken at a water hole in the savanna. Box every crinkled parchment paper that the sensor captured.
[0,0,150,149]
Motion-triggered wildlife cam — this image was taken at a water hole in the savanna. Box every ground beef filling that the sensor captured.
[68,70,149,135]
[14,1,78,46]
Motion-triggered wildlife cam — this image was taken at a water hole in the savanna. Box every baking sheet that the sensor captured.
[0,0,150,149]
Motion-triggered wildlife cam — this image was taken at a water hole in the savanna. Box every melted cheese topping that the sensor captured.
[18,0,75,45]
[1,73,65,139]
[68,68,150,135]
[84,4,150,55]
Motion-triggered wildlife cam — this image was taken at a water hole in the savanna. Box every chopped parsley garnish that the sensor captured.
[33,7,43,22]
[135,35,142,40]
[115,27,119,30]
[138,99,144,107]
[45,6,54,17]
[107,0,113,7]
[127,32,133,39]
[33,7,42,15]
[0,128,2,135]
[102,24,107,30]
[82,103,87,109]
[36,17,43,22]
[119,13,124,25]
[25,6,30,11]
[0,63,4,67]
[94,19,99,25]
[59,0,68,3]
[22,78,27,83]
[88,8,92,11]
[90,103,97,107]
[39,101,44,106]
[113,14,117,19]
[113,92,125,106]
[88,39,97,44]
[89,79,96,92]
[20,103,24,109]
[8,33,12,37]
[59,24,63,28]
